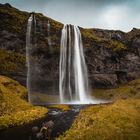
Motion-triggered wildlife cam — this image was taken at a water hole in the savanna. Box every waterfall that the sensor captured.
[26,13,36,103]
[47,20,51,46]
[59,25,89,103]
[47,20,53,54]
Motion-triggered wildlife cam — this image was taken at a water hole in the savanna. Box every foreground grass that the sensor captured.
[0,75,48,130]
[0,107,47,130]
[57,99,140,140]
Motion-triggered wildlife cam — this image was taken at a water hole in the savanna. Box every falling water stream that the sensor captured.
[59,25,89,103]
[26,15,108,104]
[26,14,33,103]
[26,14,36,103]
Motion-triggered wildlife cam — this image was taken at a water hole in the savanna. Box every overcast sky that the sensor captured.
[0,0,140,32]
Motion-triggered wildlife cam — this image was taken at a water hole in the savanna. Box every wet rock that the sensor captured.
[32,126,39,134]
[36,132,43,140]
[91,74,118,88]
[111,33,122,41]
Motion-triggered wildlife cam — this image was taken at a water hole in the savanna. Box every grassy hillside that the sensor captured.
[80,28,127,51]
[0,75,48,130]
[0,3,28,34]
[57,99,140,140]
[57,79,140,140]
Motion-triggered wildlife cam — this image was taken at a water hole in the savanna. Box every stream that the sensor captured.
[0,105,86,140]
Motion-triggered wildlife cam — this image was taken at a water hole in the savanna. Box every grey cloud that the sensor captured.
[0,0,140,31]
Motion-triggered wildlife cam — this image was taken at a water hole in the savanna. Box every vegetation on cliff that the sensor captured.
[93,78,140,101]
[0,49,25,73]
[0,75,48,130]
[0,3,28,34]
[80,28,127,51]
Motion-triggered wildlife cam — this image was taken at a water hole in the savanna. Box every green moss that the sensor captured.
[110,40,127,51]
[80,28,103,43]
[80,28,127,51]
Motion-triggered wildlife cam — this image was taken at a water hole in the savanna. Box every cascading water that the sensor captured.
[47,20,51,47]
[26,15,106,104]
[59,25,89,103]
[26,13,36,103]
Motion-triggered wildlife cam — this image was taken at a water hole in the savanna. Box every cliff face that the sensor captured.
[0,3,140,88]
[82,28,140,88]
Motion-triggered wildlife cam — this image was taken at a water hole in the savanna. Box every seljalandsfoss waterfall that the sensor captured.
[26,14,34,103]
[26,13,38,104]
[59,25,89,103]
[26,14,106,104]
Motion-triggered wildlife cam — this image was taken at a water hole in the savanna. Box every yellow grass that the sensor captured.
[57,99,140,140]
[0,75,48,130]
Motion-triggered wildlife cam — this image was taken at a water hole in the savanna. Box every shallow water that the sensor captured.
[0,105,84,140]
[0,102,112,140]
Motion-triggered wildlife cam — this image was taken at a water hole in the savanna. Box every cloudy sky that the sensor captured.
[0,0,140,32]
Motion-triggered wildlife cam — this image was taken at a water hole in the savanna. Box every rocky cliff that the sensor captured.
[0,3,140,89]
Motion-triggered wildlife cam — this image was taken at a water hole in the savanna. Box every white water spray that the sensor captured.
[26,14,36,103]
[47,20,51,46]
[59,25,89,103]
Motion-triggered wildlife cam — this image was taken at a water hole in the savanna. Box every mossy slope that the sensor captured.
[57,99,140,140]
[0,75,48,130]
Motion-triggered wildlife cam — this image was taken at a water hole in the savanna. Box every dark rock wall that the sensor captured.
[0,3,140,89]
